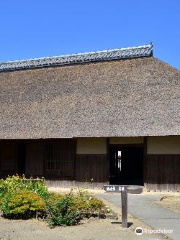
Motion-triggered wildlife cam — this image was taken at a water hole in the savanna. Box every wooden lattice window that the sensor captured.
[44,140,76,179]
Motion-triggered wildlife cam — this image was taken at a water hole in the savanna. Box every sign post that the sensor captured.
[104,185,143,227]
[121,189,128,228]
[104,185,143,228]
[104,185,128,228]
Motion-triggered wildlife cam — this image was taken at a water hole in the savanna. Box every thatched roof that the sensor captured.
[0,44,180,139]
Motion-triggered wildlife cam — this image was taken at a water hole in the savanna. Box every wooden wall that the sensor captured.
[76,154,108,182]
[0,139,108,182]
[26,142,44,177]
[44,140,76,180]
[0,142,17,177]
[76,138,108,182]
[0,139,77,180]
[25,139,108,182]
[145,155,180,191]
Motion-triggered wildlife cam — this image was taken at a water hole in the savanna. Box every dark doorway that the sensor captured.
[110,146,144,185]
[18,143,26,175]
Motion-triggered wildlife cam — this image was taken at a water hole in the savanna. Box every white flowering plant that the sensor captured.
[0,175,48,200]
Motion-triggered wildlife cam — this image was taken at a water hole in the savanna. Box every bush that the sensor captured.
[1,189,46,219]
[88,197,104,211]
[69,189,104,213]
[0,175,48,199]
[0,179,7,198]
[46,195,81,226]
[48,192,63,205]
[0,179,7,208]
[46,189,106,226]
[0,176,108,226]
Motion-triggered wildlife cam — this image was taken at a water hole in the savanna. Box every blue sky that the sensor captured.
[0,0,179,69]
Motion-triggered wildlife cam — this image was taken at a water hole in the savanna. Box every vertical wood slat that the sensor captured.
[26,142,44,177]
[76,154,108,182]
[146,154,180,191]
[44,140,76,180]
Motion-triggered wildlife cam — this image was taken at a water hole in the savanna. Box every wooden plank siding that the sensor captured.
[44,140,76,180]
[26,142,44,177]
[145,155,180,191]
[76,154,108,182]
[0,142,18,177]
[0,139,77,180]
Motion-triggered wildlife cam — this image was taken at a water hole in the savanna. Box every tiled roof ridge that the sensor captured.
[0,43,153,72]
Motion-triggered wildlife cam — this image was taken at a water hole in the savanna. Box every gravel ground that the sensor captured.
[0,216,167,240]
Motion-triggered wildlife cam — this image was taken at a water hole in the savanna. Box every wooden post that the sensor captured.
[121,189,128,228]
[104,185,143,228]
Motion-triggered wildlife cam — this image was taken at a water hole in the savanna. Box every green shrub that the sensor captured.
[88,197,104,211]
[0,176,107,226]
[46,189,106,226]
[1,189,46,219]
[2,175,48,198]
[48,192,63,205]
[0,175,48,213]
[46,194,81,226]
[0,179,7,198]
[69,189,104,213]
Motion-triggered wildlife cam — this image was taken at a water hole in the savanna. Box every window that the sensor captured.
[44,140,76,179]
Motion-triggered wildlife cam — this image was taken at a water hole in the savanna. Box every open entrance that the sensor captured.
[109,145,144,185]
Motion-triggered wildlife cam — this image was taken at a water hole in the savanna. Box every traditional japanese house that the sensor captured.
[0,44,180,191]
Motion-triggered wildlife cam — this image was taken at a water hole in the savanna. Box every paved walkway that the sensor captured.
[97,193,180,240]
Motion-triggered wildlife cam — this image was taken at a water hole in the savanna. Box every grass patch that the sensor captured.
[156,196,180,214]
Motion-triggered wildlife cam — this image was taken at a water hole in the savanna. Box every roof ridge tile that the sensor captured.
[0,44,153,72]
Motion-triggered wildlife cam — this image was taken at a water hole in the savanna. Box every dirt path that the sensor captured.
[0,216,167,240]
